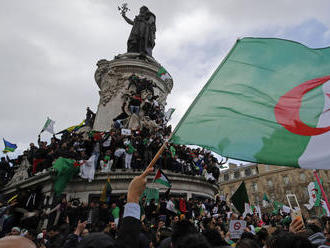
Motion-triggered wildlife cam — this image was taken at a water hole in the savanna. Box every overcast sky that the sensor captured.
[1,0,330,158]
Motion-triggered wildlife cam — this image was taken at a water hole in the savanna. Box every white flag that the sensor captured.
[41,117,55,134]
[164,108,175,122]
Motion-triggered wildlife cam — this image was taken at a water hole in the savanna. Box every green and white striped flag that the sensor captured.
[171,38,330,169]
[41,117,55,134]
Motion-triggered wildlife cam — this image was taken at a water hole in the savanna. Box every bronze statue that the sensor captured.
[120,5,156,57]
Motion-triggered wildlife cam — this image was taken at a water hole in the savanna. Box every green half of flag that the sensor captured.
[230,181,249,214]
[52,157,79,195]
[263,193,270,202]
[171,37,330,170]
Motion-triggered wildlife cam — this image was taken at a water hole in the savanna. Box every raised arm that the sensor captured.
[122,13,134,25]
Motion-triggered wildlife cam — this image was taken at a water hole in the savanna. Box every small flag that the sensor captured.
[166,198,178,214]
[100,177,112,204]
[41,117,55,134]
[153,168,171,188]
[230,181,249,214]
[57,120,85,134]
[3,139,17,153]
[262,193,270,207]
[157,66,172,81]
[304,181,322,210]
[164,108,175,122]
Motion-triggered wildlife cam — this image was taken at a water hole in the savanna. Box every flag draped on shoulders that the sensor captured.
[52,157,79,195]
[171,37,330,169]
[2,139,17,153]
[79,154,97,182]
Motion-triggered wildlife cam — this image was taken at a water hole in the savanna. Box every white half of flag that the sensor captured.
[164,108,175,122]
[41,117,55,134]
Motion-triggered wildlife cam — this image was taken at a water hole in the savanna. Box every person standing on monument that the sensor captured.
[121,6,156,57]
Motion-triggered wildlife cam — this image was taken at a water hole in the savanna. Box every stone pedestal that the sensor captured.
[93,53,173,131]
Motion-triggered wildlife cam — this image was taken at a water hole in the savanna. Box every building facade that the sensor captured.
[219,163,330,215]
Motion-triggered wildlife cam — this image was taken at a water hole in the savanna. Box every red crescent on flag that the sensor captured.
[274,75,330,136]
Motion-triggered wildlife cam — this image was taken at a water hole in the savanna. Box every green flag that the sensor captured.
[52,157,79,195]
[141,188,159,203]
[272,201,284,214]
[263,193,270,206]
[171,38,330,169]
[230,181,249,214]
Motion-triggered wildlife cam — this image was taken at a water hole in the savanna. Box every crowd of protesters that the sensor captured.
[0,168,330,248]
[0,107,227,186]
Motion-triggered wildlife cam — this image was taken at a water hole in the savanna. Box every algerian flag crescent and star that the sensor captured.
[171,38,330,170]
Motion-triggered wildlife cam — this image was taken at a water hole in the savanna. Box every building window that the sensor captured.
[240,170,245,178]
[230,173,235,180]
[283,176,290,185]
[224,174,229,181]
[245,168,251,176]
[267,179,273,188]
[300,173,306,182]
[252,168,257,175]
[234,170,240,179]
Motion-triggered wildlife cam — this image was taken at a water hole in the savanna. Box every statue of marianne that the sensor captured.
[122,6,156,57]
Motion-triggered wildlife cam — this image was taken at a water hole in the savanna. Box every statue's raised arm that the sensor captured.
[122,12,134,25]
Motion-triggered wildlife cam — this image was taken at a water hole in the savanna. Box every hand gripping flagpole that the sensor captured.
[313,169,330,213]
[145,133,173,171]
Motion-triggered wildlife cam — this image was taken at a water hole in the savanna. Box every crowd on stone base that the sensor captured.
[0,185,330,248]
[0,116,227,186]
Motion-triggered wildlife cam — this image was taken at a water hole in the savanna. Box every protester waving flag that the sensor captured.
[40,117,55,134]
[2,138,17,153]
[171,38,330,169]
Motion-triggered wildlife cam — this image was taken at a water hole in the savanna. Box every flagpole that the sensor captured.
[145,133,173,171]
[313,170,330,212]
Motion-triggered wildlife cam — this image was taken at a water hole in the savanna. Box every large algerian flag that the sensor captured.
[153,168,171,188]
[41,117,55,134]
[171,38,330,169]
